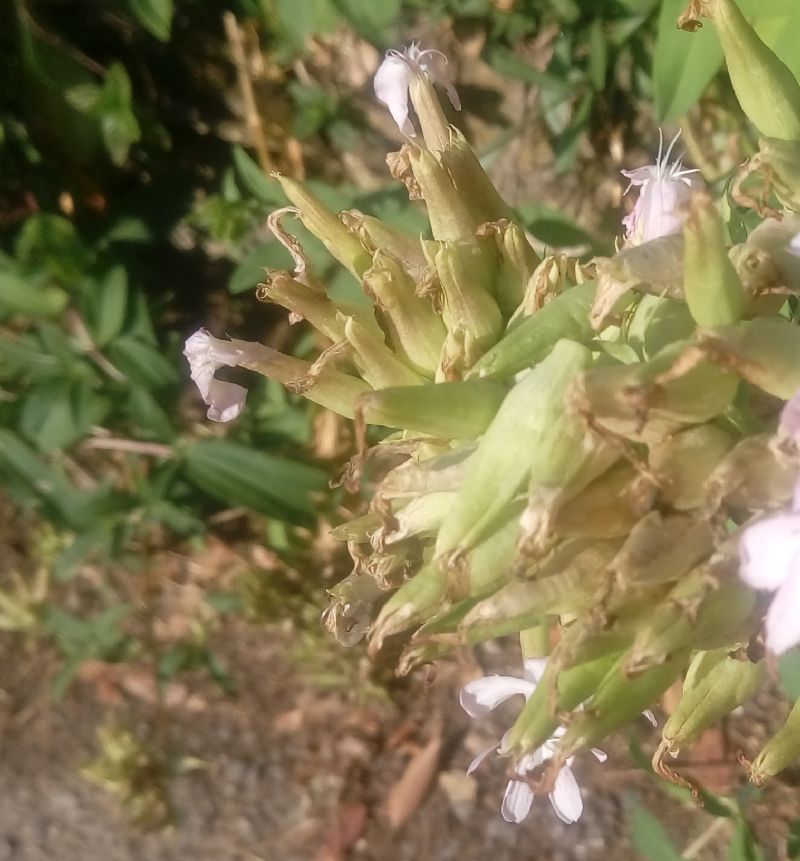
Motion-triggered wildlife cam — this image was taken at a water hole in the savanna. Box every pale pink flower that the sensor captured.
[373,43,460,136]
[739,477,800,655]
[460,659,606,825]
[183,329,251,422]
[621,129,702,245]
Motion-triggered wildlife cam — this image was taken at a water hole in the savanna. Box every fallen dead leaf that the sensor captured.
[315,801,368,861]
[381,727,443,830]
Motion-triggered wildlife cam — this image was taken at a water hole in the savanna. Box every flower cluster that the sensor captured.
[184,0,800,825]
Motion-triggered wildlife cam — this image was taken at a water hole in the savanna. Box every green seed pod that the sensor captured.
[705,434,796,511]
[624,568,756,675]
[340,210,428,277]
[276,175,372,277]
[408,72,452,153]
[748,212,800,290]
[478,220,540,318]
[551,461,656,538]
[682,0,800,140]
[467,282,597,380]
[683,192,746,327]
[368,561,446,655]
[435,340,593,558]
[627,294,696,361]
[342,316,425,389]
[427,240,504,369]
[573,342,740,443]
[682,647,727,693]
[459,540,620,643]
[257,271,368,342]
[661,655,765,752]
[750,696,800,784]
[755,138,800,211]
[410,146,478,242]
[237,342,370,418]
[592,235,685,331]
[505,650,622,755]
[440,130,514,227]
[373,492,457,547]
[359,379,506,438]
[649,424,736,510]
[610,512,714,593]
[556,650,690,760]
[363,251,446,376]
[699,318,800,398]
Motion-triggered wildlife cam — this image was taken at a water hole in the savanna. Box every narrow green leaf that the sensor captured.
[630,806,684,861]
[127,0,173,41]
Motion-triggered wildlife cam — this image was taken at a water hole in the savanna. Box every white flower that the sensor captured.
[621,129,702,245]
[460,658,605,825]
[373,42,461,136]
[183,329,250,422]
[739,476,800,655]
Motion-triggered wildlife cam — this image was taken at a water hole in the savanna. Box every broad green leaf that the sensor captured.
[630,806,684,861]
[126,0,173,41]
[89,266,129,346]
[107,335,178,388]
[271,0,341,54]
[229,242,291,294]
[0,270,68,319]
[15,213,94,285]
[183,438,327,522]
[19,379,110,452]
[653,0,723,122]
[233,145,286,206]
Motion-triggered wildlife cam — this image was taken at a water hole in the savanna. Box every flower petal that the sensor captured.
[590,747,608,762]
[466,742,497,776]
[501,777,535,824]
[765,568,800,655]
[522,657,548,685]
[459,675,536,718]
[642,709,658,727]
[183,329,248,423]
[374,55,414,135]
[739,514,800,591]
[549,765,583,824]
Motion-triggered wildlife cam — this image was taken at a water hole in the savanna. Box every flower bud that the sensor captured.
[681,0,800,140]
[683,192,746,327]
[749,696,800,784]
[257,271,348,342]
[660,655,765,752]
[467,282,597,380]
[435,340,594,558]
[362,251,445,376]
[276,175,372,277]
[358,379,506,438]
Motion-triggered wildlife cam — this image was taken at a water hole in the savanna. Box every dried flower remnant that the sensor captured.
[738,476,800,655]
[460,659,605,824]
[621,130,702,245]
[373,43,461,137]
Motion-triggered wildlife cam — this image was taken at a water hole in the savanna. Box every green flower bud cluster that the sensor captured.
[222,0,800,801]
